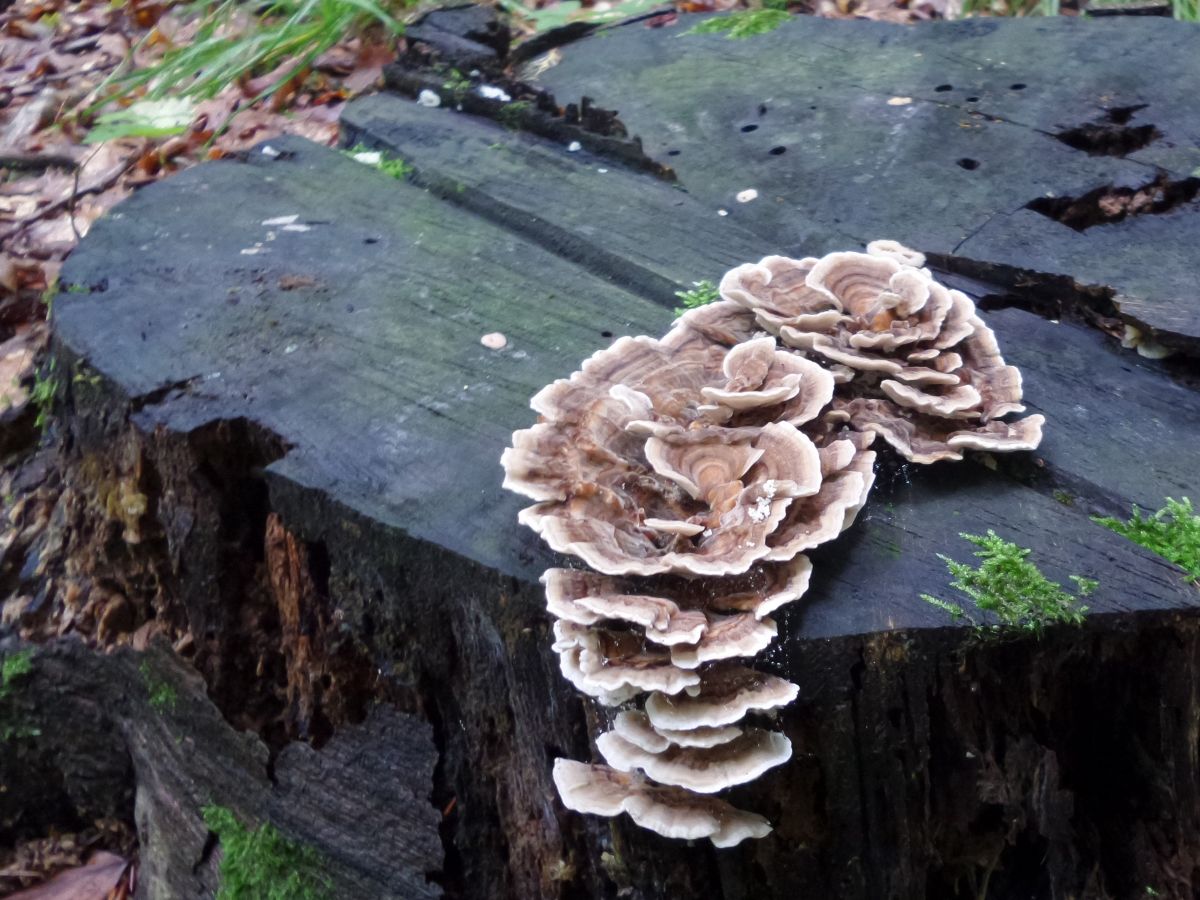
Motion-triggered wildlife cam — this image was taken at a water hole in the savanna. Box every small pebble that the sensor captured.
[717,209,729,217]
[481,332,508,350]
[736,189,758,203]
[261,145,281,158]
[567,141,582,152]
[418,89,441,108]
[887,96,913,106]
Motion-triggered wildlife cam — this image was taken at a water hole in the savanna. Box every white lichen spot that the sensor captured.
[284,344,298,354]
[282,223,312,232]
[262,214,298,226]
[887,96,913,106]
[736,189,758,203]
[481,332,507,350]
[597,168,608,174]
[417,89,441,108]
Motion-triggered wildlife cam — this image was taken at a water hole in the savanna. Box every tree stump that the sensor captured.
[10,13,1200,900]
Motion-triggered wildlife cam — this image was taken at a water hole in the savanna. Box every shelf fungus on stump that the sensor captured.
[501,240,1045,847]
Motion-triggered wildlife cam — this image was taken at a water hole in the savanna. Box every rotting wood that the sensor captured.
[0,639,442,898]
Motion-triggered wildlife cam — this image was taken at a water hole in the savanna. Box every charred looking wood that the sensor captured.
[381,67,676,181]
[1025,175,1200,232]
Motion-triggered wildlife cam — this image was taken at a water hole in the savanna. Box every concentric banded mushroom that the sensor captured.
[504,240,1045,849]
[596,727,792,794]
[722,246,1042,462]
[553,760,772,848]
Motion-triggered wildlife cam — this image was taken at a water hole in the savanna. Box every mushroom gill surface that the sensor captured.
[502,241,1045,847]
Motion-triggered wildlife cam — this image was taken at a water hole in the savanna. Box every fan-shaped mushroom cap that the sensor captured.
[552,587,709,645]
[654,722,745,748]
[553,760,772,847]
[597,727,792,794]
[835,399,1045,464]
[553,621,700,698]
[523,481,793,576]
[645,663,799,730]
[764,445,876,560]
[644,437,763,500]
[541,556,813,624]
[664,300,761,350]
[880,380,983,417]
[866,239,926,269]
[670,614,778,668]
[748,423,822,498]
[612,710,743,752]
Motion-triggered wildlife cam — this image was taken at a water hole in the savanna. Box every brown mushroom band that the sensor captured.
[501,241,1044,847]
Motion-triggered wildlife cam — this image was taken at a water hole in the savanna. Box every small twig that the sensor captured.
[0,152,79,172]
[0,151,136,247]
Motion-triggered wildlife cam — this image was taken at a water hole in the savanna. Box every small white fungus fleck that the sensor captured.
[478,85,512,102]
[481,332,508,350]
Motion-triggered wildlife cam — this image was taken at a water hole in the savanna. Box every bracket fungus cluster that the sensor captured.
[501,240,1044,846]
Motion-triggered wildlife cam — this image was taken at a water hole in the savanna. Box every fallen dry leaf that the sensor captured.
[0,325,44,413]
[7,852,130,900]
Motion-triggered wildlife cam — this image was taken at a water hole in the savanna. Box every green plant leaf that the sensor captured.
[86,98,196,143]
[684,9,790,38]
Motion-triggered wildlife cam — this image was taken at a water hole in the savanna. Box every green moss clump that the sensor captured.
[1,649,38,741]
[672,279,720,318]
[498,100,533,129]
[921,530,1095,637]
[1094,497,1200,583]
[342,143,414,181]
[139,661,179,713]
[1,650,33,690]
[203,805,331,900]
[684,9,790,39]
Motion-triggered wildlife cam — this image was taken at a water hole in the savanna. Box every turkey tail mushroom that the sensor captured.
[502,240,1044,847]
